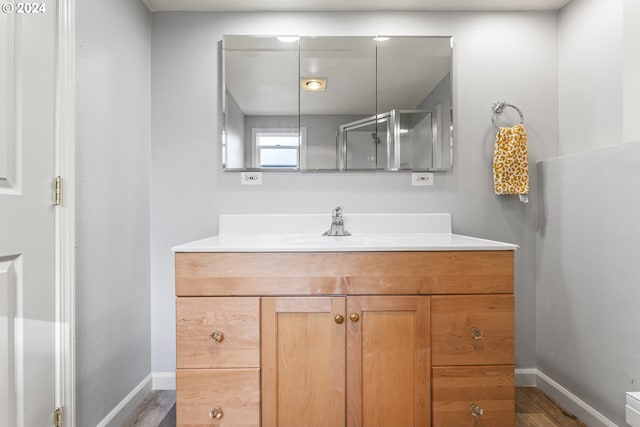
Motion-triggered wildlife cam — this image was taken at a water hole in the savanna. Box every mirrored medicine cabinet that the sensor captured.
[222,35,453,172]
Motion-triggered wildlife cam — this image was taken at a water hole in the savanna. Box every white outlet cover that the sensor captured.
[240,172,263,185]
[411,172,434,186]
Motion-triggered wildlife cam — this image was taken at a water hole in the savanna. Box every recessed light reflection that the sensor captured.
[301,78,327,91]
[306,80,322,90]
[374,36,390,42]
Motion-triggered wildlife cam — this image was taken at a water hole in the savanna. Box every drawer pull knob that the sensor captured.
[349,313,360,322]
[470,327,484,340]
[210,405,224,420]
[470,403,484,418]
[210,330,224,343]
[335,314,345,324]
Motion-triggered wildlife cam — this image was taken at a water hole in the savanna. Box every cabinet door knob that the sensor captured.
[349,313,360,322]
[470,326,484,340]
[210,405,224,420]
[470,403,484,418]
[335,314,345,324]
[210,330,224,343]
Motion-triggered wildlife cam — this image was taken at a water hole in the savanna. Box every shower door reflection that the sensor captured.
[342,116,389,170]
[340,110,432,171]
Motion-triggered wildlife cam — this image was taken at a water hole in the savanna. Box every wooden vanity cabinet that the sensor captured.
[175,251,515,427]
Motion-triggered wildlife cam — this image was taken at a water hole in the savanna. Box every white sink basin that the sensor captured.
[280,235,401,247]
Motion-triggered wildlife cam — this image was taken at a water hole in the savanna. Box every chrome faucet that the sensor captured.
[322,206,351,236]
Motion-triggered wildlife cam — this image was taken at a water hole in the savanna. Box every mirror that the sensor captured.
[377,36,453,170]
[222,35,453,172]
[223,36,299,170]
[300,36,377,170]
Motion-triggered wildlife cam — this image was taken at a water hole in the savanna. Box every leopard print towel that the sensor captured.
[493,124,529,200]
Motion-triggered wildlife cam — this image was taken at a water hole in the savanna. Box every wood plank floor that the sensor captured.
[516,387,587,427]
[121,390,176,427]
[125,387,587,426]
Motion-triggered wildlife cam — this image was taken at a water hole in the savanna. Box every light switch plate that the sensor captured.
[240,172,262,185]
[411,172,434,186]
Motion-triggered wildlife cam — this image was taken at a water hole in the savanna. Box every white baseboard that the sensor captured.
[152,371,176,390]
[515,368,538,387]
[97,374,152,427]
[517,368,619,427]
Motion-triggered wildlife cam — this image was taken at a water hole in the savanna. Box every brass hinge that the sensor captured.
[54,407,63,427]
[54,176,62,206]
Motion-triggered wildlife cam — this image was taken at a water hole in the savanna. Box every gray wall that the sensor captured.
[558,0,623,156]
[151,11,559,374]
[623,0,640,144]
[537,142,640,426]
[536,0,640,424]
[76,0,151,425]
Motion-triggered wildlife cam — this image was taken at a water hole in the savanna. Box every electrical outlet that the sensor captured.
[240,172,263,185]
[411,172,434,186]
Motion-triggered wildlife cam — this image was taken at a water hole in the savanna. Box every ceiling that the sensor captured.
[226,36,453,116]
[143,0,571,12]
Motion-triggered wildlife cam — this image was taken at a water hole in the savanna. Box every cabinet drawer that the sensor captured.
[432,365,515,427]
[432,295,514,366]
[176,368,260,427]
[176,297,260,368]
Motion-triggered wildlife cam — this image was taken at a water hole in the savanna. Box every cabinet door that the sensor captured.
[347,296,430,427]
[262,297,346,427]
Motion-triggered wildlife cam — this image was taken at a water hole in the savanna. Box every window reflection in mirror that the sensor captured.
[222,35,300,170]
[252,128,301,169]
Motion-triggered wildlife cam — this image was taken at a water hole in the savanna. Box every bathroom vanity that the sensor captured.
[173,214,517,427]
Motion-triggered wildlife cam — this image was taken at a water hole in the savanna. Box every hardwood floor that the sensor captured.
[516,387,587,427]
[125,387,587,426]
[121,390,176,427]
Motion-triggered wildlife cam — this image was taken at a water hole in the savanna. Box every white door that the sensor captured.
[0,2,57,426]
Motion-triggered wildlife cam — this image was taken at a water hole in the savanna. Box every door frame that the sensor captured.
[54,0,76,425]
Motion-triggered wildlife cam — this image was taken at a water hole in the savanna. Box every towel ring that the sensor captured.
[491,101,524,129]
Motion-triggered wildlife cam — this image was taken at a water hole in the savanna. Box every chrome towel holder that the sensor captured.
[491,101,524,129]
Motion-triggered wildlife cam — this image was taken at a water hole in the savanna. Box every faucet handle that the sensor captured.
[332,206,344,217]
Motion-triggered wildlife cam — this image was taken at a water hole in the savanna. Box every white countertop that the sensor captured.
[172,213,518,253]
[173,233,518,252]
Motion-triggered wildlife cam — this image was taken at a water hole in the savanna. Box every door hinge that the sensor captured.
[54,407,63,427]
[54,176,62,206]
